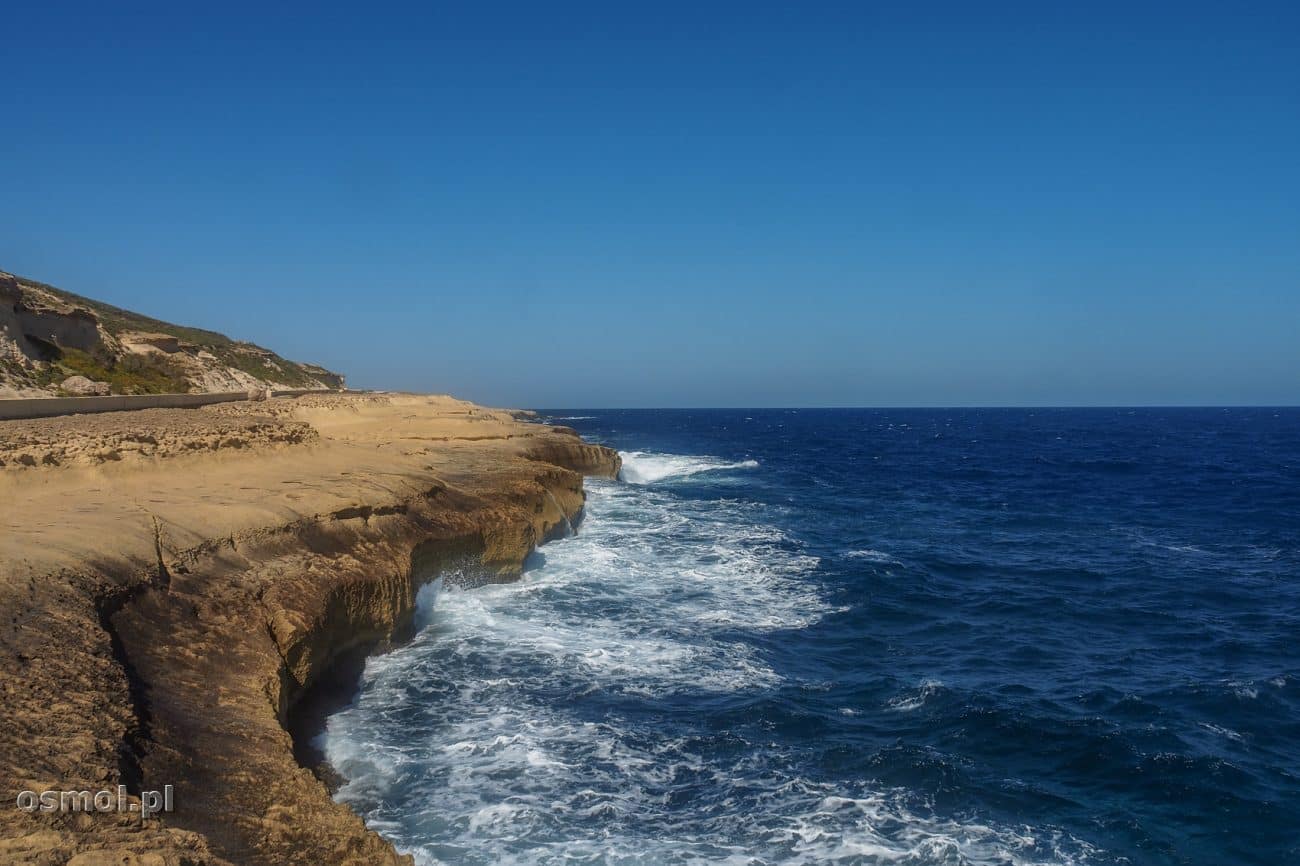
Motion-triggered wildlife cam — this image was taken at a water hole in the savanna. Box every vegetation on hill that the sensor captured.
[1,270,344,396]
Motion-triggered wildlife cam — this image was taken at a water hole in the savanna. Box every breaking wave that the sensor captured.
[322,446,1103,865]
[618,450,759,484]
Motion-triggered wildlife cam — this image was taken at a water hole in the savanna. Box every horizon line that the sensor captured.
[532,404,1300,411]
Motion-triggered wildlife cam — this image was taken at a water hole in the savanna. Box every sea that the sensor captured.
[320,408,1300,866]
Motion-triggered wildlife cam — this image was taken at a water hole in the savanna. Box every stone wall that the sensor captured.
[0,389,341,421]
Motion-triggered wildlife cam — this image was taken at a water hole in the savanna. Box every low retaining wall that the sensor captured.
[0,390,341,422]
[269,389,334,398]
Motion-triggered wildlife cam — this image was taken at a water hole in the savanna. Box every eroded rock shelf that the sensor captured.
[0,393,620,865]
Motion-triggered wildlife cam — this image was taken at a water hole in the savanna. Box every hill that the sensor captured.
[0,269,343,397]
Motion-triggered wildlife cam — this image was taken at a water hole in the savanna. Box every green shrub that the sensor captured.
[54,347,190,395]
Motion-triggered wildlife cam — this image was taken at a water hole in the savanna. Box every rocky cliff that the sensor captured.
[0,269,344,398]
[0,393,620,865]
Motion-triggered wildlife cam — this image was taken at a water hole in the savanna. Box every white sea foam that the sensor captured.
[844,548,898,564]
[1199,722,1244,742]
[888,679,946,712]
[322,458,1100,866]
[618,450,759,484]
[1225,680,1259,700]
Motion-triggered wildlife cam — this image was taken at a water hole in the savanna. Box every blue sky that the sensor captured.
[2,1,1297,407]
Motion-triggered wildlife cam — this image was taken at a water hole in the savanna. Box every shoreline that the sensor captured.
[284,505,588,795]
[0,393,620,865]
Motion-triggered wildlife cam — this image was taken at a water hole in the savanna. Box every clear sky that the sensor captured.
[2,1,1297,407]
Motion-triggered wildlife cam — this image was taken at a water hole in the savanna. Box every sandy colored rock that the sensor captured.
[0,268,345,396]
[0,393,620,865]
[120,332,182,355]
[0,407,319,470]
[60,376,111,396]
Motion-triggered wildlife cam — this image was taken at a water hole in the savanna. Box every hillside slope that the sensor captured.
[0,269,344,397]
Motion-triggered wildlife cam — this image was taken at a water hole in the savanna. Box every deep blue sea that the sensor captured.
[322,408,1300,865]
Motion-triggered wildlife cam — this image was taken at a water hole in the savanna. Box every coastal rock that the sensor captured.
[0,408,320,471]
[0,393,620,865]
[60,375,110,396]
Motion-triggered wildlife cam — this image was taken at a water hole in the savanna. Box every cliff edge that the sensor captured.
[0,393,620,865]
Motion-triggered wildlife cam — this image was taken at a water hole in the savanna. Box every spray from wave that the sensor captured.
[618,450,759,484]
[322,449,1101,865]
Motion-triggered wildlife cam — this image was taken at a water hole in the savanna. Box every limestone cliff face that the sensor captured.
[0,268,344,398]
[0,395,619,865]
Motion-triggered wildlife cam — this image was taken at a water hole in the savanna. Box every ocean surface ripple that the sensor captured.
[322,408,1300,866]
